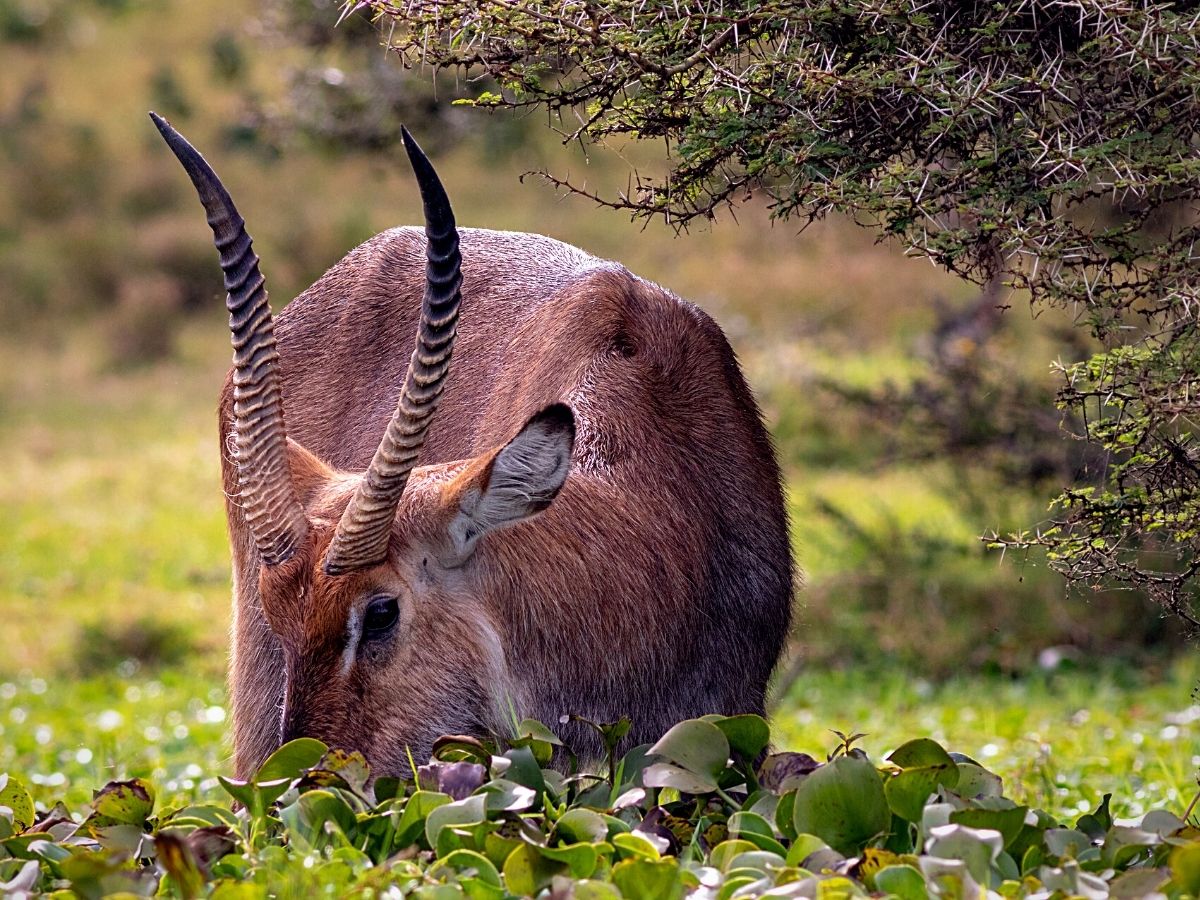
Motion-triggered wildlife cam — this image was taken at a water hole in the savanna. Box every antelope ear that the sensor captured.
[444,404,575,566]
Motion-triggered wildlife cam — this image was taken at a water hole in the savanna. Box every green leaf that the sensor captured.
[540,840,600,878]
[888,739,955,771]
[610,857,684,900]
[727,811,786,856]
[89,778,155,827]
[953,763,1003,799]
[647,720,730,782]
[555,808,609,844]
[612,831,661,861]
[873,864,928,899]
[1170,842,1200,895]
[0,775,35,833]
[792,754,890,855]
[642,763,717,794]
[712,715,770,761]
[886,766,957,824]
[425,795,487,851]
[949,806,1028,849]
[502,843,564,896]
[256,738,328,782]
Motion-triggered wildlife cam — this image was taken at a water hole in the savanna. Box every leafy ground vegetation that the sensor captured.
[3,710,1200,897]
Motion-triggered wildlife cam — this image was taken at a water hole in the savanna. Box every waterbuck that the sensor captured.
[151,113,793,779]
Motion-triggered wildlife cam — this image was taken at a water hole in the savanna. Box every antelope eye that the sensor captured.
[363,596,399,636]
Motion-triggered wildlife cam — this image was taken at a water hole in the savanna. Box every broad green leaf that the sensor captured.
[429,849,503,886]
[556,808,609,844]
[712,715,770,761]
[89,778,155,827]
[727,811,786,856]
[540,840,600,878]
[708,839,759,871]
[949,806,1028,849]
[1170,842,1200,895]
[502,843,564,896]
[888,739,955,772]
[886,766,957,823]
[610,857,684,900]
[0,775,35,833]
[873,864,928,899]
[954,763,1003,800]
[612,831,661,861]
[256,738,327,782]
[785,833,830,868]
[425,795,487,851]
[642,762,717,794]
[647,720,730,781]
[394,790,451,848]
[792,754,890,855]
[571,880,623,900]
[1044,827,1091,860]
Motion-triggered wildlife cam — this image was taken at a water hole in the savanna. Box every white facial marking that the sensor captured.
[341,606,361,676]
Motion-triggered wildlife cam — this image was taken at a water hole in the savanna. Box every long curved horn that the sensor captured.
[150,112,309,566]
[323,127,463,575]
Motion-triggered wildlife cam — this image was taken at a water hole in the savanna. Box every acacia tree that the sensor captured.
[352,0,1200,624]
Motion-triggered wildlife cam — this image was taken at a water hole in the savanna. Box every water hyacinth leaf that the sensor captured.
[1044,828,1091,860]
[477,778,536,812]
[727,811,786,855]
[886,767,955,824]
[948,806,1028,848]
[712,715,770,761]
[612,831,662,861]
[953,763,1003,800]
[499,746,546,798]
[572,880,623,900]
[556,808,609,845]
[393,790,451,848]
[433,735,493,765]
[759,753,821,793]
[1141,809,1185,837]
[1170,841,1200,895]
[872,863,928,899]
[1100,824,1161,868]
[156,828,206,899]
[1039,862,1109,900]
[426,795,487,850]
[647,720,730,782]
[255,738,327,782]
[89,779,156,827]
[502,843,566,896]
[642,762,717,794]
[0,860,39,896]
[304,748,372,797]
[540,840,600,878]
[792,753,890,856]
[708,839,760,871]
[888,739,956,773]
[1108,867,1172,899]
[784,833,830,868]
[429,849,503,886]
[0,775,35,834]
[611,857,685,900]
[925,823,1002,885]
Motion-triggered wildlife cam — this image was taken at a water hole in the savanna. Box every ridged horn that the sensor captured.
[150,112,309,566]
[323,127,462,575]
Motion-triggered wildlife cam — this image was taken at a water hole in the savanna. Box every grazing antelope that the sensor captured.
[151,112,793,779]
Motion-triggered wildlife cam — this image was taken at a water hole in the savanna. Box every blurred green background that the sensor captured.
[0,0,1196,816]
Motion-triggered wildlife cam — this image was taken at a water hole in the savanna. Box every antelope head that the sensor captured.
[151,113,575,771]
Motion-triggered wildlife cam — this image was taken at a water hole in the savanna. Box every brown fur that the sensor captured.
[219,227,794,777]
